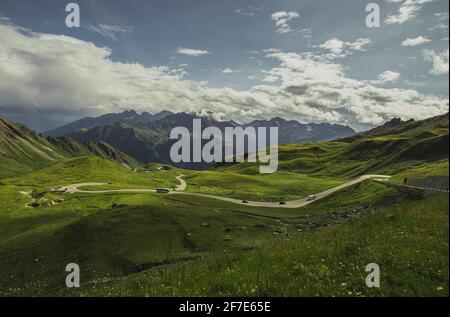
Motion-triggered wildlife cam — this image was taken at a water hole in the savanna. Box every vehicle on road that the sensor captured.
[279,201,286,205]
[242,200,248,204]
[156,188,170,193]
[307,195,317,201]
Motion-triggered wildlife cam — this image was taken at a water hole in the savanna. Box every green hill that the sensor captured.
[0,117,139,178]
[216,113,449,178]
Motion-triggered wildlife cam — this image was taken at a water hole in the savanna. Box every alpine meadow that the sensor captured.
[0,0,448,300]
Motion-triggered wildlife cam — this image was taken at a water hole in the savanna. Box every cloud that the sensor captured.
[319,38,344,55]
[375,71,401,83]
[378,71,401,82]
[270,11,300,34]
[260,50,446,126]
[0,22,447,132]
[176,47,210,56]
[385,0,434,25]
[235,6,263,17]
[261,75,279,83]
[346,38,371,51]
[401,36,431,46]
[319,38,371,58]
[422,49,449,75]
[85,23,134,41]
[429,12,449,31]
[222,68,242,74]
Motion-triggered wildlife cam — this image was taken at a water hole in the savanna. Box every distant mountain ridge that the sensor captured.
[1,112,448,178]
[246,116,355,143]
[44,110,174,137]
[45,110,356,168]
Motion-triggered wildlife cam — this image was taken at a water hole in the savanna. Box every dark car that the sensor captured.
[279,201,286,205]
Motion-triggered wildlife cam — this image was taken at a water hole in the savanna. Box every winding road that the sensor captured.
[55,174,391,209]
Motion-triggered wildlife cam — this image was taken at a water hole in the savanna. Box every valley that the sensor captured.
[0,1,448,302]
[0,112,448,297]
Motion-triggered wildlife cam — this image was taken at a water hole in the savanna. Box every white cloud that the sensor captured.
[385,0,434,25]
[270,11,300,34]
[401,36,431,46]
[320,38,345,55]
[261,50,446,125]
[85,23,134,41]
[429,12,449,31]
[176,47,210,56]
[347,38,371,51]
[376,71,401,83]
[422,49,449,75]
[235,6,263,17]
[261,75,279,83]
[319,38,371,58]
[0,22,447,130]
[222,68,242,74]
[404,80,426,87]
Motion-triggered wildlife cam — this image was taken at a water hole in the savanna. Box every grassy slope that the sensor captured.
[3,156,446,296]
[0,118,140,179]
[185,170,343,201]
[75,194,449,297]
[389,160,449,183]
[3,157,179,190]
[0,114,448,296]
[215,114,449,178]
[0,155,408,296]
[0,119,66,178]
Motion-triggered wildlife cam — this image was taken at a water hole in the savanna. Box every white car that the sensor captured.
[307,195,317,201]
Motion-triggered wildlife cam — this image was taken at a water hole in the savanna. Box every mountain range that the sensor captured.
[43,110,356,168]
[0,112,448,178]
[45,110,173,137]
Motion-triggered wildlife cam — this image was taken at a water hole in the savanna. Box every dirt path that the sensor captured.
[56,174,390,209]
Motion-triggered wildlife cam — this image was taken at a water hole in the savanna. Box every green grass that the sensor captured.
[73,194,449,297]
[1,112,448,297]
[390,160,449,183]
[1,157,182,192]
[185,170,344,201]
[0,165,447,296]
[0,131,448,296]
[0,155,411,296]
[0,191,301,296]
[216,120,448,179]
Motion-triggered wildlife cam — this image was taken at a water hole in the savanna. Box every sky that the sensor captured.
[0,0,448,132]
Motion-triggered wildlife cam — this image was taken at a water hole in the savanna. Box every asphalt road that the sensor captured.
[374,179,450,194]
[56,174,391,209]
[172,174,391,209]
